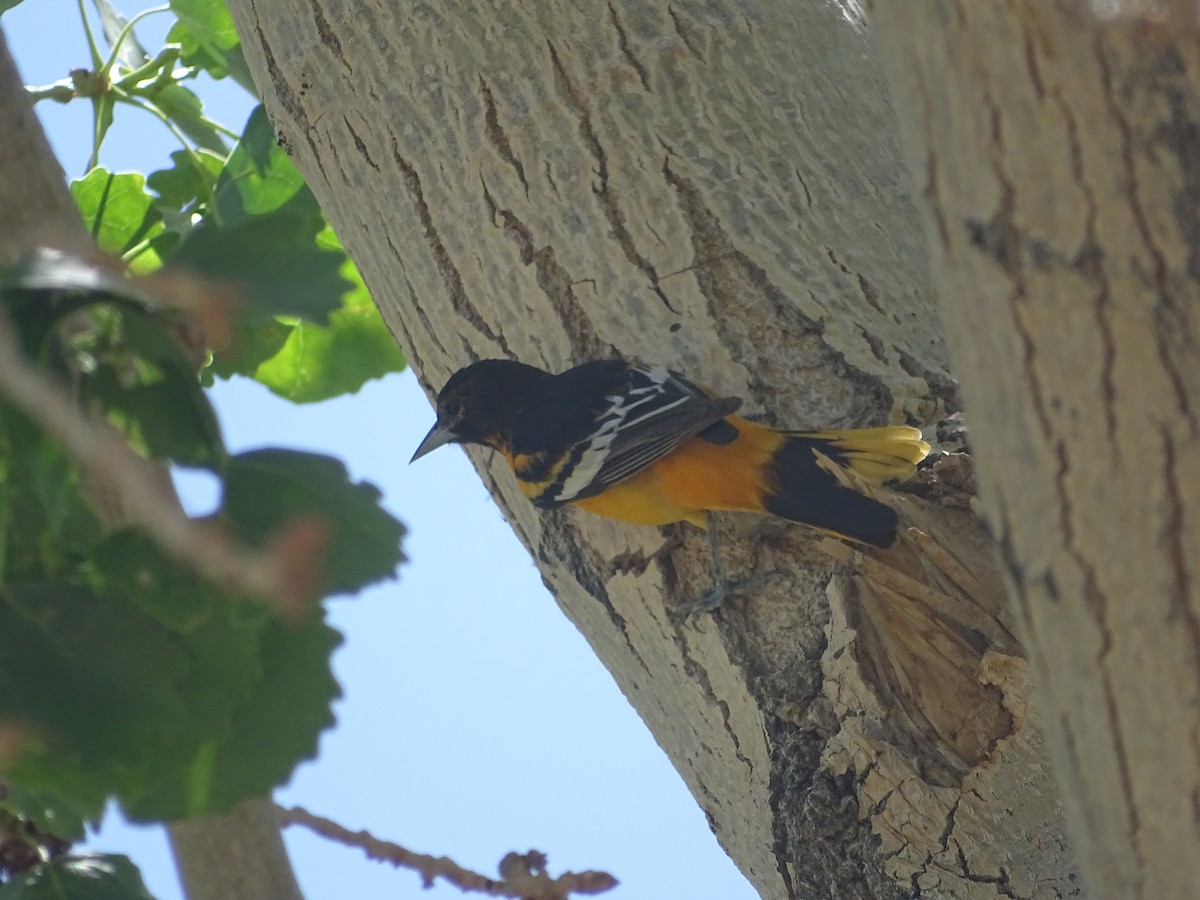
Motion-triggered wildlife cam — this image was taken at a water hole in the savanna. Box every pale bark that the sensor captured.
[169,800,303,900]
[227,1,1079,896]
[0,29,89,261]
[0,29,303,900]
[869,2,1200,898]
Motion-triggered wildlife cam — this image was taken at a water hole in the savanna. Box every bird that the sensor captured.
[411,358,929,549]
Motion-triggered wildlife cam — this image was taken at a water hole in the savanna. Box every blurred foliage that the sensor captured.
[1,0,410,892]
[0,852,154,899]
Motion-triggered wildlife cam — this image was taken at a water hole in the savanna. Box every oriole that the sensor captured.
[411,359,929,547]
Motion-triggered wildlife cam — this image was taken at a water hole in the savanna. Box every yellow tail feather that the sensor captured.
[795,426,930,485]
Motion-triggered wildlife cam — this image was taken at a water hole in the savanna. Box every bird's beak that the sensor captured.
[410,419,457,463]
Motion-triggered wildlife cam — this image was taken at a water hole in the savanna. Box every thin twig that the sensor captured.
[276,804,618,899]
[0,309,302,613]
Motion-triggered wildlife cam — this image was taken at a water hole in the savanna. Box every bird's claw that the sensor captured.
[682,573,773,622]
[682,585,728,621]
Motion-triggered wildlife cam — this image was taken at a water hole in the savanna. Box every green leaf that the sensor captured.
[212,106,312,226]
[223,449,405,595]
[0,785,88,843]
[146,148,224,211]
[0,584,191,768]
[172,208,348,324]
[253,231,406,402]
[97,373,223,466]
[0,0,28,15]
[125,610,341,820]
[171,108,350,325]
[166,17,257,96]
[171,0,239,50]
[0,587,185,818]
[81,306,226,467]
[94,530,213,631]
[0,401,99,578]
[206,316,293,381]
[139,81,228,155]
[168,0,252,91]
[210,613,341,807]
[0,575,272,822]
[0,853,154,900]
[172,107,348,321]
[71,170,166,273]
[7,261,227,469]
[143,228,182,264]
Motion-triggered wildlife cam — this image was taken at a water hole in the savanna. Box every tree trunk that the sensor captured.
[0,28,89,262]
[869,3,1200,898]
[227,1,1080,895]
[169,800,303,900]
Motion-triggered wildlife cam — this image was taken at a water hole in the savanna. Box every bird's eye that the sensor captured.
[442,400,462,421]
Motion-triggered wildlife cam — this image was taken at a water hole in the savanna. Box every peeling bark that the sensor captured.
[227,1,1082,895]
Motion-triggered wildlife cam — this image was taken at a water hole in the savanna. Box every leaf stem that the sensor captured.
[75,0,105,70]
[99,5,172,79]
[111,86,207,170]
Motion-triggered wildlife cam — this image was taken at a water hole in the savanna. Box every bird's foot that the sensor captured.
[682,573,773,621]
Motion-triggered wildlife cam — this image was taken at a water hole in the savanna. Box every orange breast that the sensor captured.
[571,416,784,527]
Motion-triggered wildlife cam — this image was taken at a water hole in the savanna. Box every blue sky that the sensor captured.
[4,2,756,897]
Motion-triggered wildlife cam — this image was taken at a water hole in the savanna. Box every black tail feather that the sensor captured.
[763,434,904,547]
[763,482,899,547]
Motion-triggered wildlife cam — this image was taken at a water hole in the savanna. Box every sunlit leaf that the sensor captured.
[142,82,228,155]
[71,169,166,272]
[212,106,312,226]
[206,316,293,381]
[147,148,224,211]
[166,16,256,95]
[254,234,406,402]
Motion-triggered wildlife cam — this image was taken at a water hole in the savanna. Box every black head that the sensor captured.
[410,359,551,462]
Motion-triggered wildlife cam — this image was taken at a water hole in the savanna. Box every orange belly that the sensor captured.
[571,416,783,527]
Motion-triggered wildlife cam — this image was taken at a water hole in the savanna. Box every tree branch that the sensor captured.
[277,805,618,899]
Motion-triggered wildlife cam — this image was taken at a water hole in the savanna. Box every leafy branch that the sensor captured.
[0,246,406,841]
[0,295,299,608]
[0,0,409,891]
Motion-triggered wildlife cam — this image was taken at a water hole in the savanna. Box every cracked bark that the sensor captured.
[870,2,1200,898]
[226,1,1083,896]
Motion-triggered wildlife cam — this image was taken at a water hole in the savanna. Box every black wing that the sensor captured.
[538,363,742,506]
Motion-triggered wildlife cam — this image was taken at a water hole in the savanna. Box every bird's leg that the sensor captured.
[682,514,776,620]
[692,516,730,613]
